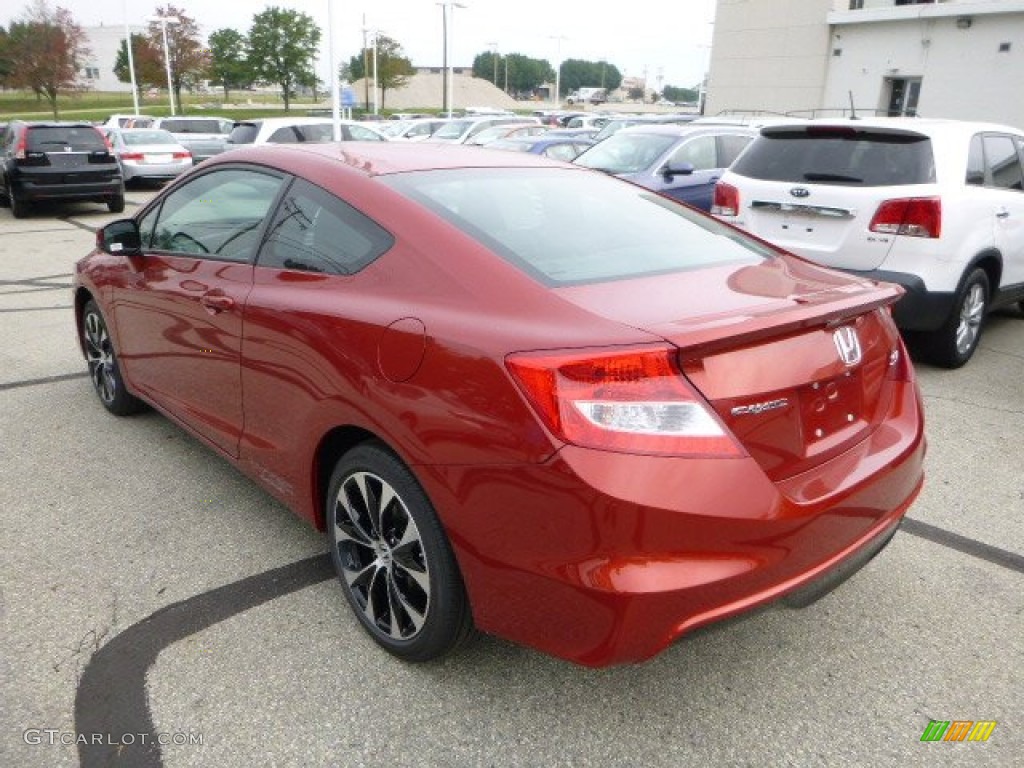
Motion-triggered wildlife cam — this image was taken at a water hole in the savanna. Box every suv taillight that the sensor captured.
[869,197,941,239]
[711,182,740,217]
[14,130,27,160]
[506,346,743,457]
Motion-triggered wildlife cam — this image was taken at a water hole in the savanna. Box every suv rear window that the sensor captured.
[26,126,106,152]
[731,127,935,186]
[159,119,224,134]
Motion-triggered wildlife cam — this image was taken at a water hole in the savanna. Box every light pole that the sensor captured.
[548,35,567,109]
[328,0,341,140]
[437,1,466,118]
[487,41,498,86]
[149,14,180,115]
[123,0,139,114]
[371,28,379,116]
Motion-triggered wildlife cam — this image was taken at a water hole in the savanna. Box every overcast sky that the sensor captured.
[1,0,718,89]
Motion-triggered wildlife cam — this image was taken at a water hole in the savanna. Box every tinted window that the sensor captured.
[149,169,283,261]
[294,124,333,142]
[966,135,985,186]
[731,127,935,186]
[268,126,301,143]
[345,124,386,141]
[258,178,393,275]
[983,134,1024,191]
[26,126,106,152]
[382,168,770,286]
[227,123,260,144]
[718,134,753,166]
[160,119,224,134]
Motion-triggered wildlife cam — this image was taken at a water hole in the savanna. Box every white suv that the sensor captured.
[713,118,1024,367]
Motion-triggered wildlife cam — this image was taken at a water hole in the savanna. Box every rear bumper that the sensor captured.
[422,379,925,667]
[844,269,955,331]
[14,177,122,202]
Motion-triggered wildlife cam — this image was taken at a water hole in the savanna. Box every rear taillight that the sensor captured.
[711,182,740,217]
[173,151,192,160]
[14,131,27,160]
[506,346,744,457]
[120,152,144,161]
[869,197,941,239]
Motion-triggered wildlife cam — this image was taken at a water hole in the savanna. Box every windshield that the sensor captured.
[381,167,770,286]
[431,120,473,140]
[575,132,679,174]
[27,126,106,152]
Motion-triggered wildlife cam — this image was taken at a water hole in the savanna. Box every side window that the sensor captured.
[150,168,284,261]
[543,144,579,162]
[983,134,1024,191]
[718,134,753,167]
[297,124,333,142]
[966,135,985,186]
[268,126,301,143]
[257,178,394,275]
[668,135,717,170]
[346,124,385,141]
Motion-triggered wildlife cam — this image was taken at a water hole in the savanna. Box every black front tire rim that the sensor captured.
[83,309,117,404]
[332,471,431,641]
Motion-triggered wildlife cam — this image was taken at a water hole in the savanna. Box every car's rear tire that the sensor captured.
[326,442,475,662]
[9,188,29,219]
[928,268,989,369]
[81,299,145,416]
[107,193,125,213]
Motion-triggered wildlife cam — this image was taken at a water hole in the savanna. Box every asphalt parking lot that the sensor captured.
[1,188,1021,768]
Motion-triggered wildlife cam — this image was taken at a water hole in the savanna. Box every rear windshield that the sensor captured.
[381,168,770,286]
[227,123,260,144]
[160,119,225,134]
[731,127,935,186]
[575,132,678,174]
[122,130,176,146]
[26,126,106,152]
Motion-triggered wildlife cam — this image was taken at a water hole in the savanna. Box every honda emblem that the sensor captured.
[833,327,862,367]
[790,187,810,198]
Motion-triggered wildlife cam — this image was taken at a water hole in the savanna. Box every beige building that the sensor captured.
[707,0,1024,127]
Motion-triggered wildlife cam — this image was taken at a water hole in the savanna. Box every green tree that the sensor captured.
[113,32,163,98]
[472,50,502,87]
[559,58,622,96]
[349,35,413,111]
[0,26,13,87]
[247,6,320,112]
[663,85,699,104]
[499,53,553,98]
[5,0,90,118]
[207,28,252,101]
[146,6,208,111]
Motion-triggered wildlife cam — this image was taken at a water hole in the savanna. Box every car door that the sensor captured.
[110,166,286,456]
[239,177,395,506]
[652,134,721,210]
[982,133,1024,287]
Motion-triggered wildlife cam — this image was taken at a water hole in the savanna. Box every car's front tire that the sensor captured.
[928,268,989,369]
[81,299,144,416]
[326,442,475,661]
[107,193,125,213]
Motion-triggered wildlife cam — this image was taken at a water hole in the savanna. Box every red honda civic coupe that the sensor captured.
[73,142,925,667]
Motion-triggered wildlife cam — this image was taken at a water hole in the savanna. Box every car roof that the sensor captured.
[205,141,584,177]
[616,123,756,137]
[756,116,1024,137]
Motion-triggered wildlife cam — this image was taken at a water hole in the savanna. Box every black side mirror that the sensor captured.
[663,161,696,180]
[96,219,142,256]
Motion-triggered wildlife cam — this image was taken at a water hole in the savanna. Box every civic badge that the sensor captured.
[790,187,810,198]
[833,327,862,367]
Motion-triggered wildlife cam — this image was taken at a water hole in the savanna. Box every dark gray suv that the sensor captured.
[0,121,124,218]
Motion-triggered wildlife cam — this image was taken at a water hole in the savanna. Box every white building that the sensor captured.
[79,24,146,93]
[707,0,1024,127]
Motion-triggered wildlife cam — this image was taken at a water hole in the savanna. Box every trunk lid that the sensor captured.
[558,257,905,480]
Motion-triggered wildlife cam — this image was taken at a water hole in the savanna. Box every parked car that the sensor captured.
[103,127,192,185]
[487,134,595,161]
[426,115,540,144]
[102,114,157,129]
[225,117,388,148]
[464,123,549,146]
[152,116,233,164]
[574,123,756,210]
[377,118,451,142]
[562,114,610,131]
[0,120,124,218]
[712,118,1024,367]
[74,142,924,667]
[591,114,700,143]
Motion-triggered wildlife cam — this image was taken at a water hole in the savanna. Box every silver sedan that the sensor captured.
[103,128,193,185]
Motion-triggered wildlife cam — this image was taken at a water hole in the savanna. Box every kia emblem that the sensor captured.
[790,187,810,198]
[833,327,862,367]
